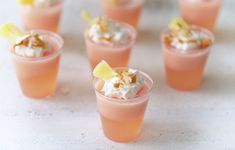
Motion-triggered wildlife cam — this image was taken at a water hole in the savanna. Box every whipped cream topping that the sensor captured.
[88,17,129,45]
[102,69,145,99]
[171,30,202,51]
[14,32,49,58]
[166,28,212,51]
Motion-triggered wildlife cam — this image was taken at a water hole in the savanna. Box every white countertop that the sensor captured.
[0,1,235,150]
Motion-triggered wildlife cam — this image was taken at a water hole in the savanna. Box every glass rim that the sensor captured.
[93,67,153,104]
[85,21,137,51]
[10,29,64,63]
[161,25,215,55]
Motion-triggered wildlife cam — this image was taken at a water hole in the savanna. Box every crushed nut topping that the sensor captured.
[129,73,137,83]
[95,17,116,43]
[14,33,46,49]
[200,38,212,48]
[165,28,212,49]
[112,70,138,89]
[114,82,121,88]
[96,17,109,33]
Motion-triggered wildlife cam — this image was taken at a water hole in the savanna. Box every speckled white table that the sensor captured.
[0,0,235,150]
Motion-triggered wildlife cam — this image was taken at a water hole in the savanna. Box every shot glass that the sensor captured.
[161,26,214,90]
[85,22,136,69]
[18,0,64,32]
[93,68,153,142]
[10,30,64,99]
[101,0,144,29]
[179,0,223,31]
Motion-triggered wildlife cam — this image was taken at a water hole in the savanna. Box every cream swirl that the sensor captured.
[171,29,203,51]
[88,17,129,45]
[167,29,212,51]
[166,18,212,51]
[102,69,145,99]
[14,32,49,58]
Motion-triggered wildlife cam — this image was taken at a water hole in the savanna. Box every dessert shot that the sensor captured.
[82,11,137,69]
[0,23,64,99]
[92,60,153,142]
[17,0,64,32]
[101,0,144,29]
[179,0,223,31]
[161,18,214,91]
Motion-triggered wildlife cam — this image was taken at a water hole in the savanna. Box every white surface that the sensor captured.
[0,1,235,150]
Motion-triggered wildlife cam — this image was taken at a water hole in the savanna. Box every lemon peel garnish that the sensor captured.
[93,60,117,81]
[17,0,34,5]
[81,10,97,26]
[169,18,189,31]
[0,23,24,41]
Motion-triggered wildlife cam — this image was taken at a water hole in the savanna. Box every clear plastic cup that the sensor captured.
[18,0,64,32]
[93,68,153,142]
[179,0,223,32]
[101,0,144,29]
[10,30,64,99]
[161,26,215,91]
[85,22,136,69]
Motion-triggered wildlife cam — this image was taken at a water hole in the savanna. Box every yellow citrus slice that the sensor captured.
[17,0,34,5]
[169,18,189,31]
[81,10,97,26]
[0,23,24,41]
[93,60,116,80]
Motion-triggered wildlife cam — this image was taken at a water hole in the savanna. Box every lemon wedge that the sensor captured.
[17,0,34,5]
[93,60,116,81]
[81,10,97,26]
[169,18,189,31]
[0,23,24,41]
